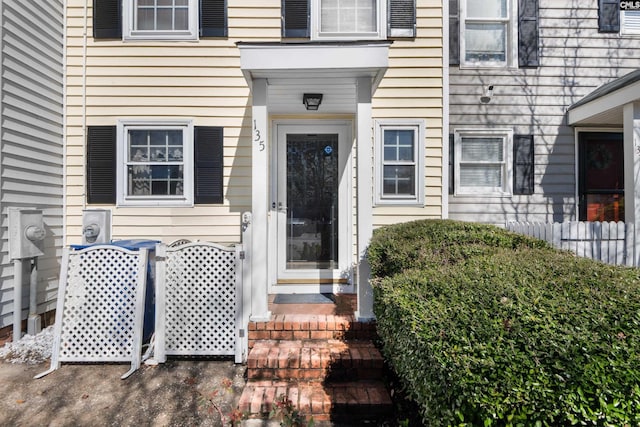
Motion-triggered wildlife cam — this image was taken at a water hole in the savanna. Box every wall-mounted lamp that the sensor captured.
[303,93,323,111]
[480,85,494,104]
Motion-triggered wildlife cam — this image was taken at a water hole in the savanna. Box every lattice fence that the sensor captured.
[36,245,148,379]
[154,241,244,363]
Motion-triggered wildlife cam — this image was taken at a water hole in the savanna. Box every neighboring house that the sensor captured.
[0,1,65,332]
[447,0,640,229]
[66,0,445,319]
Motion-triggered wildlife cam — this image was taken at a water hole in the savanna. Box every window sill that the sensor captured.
[311,33,385,41]
[452,191,512,198]
[117,199,194,208]
[459,63,516,70]
[374,199,424,207]
[123,33,198,42]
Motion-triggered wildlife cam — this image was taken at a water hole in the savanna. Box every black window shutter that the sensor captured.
[518,0,539,68]
[388,0,416,38]
[449,133,454,195]
[87,126,117,204]
[93,0,122,39]
[200,0,227,37]
[282,0,310,38]
[449,0,459,65]
[194,126,224,204]
[513,134,534,195]
[598,0,620,33]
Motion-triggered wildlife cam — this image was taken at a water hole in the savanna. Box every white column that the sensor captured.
[250,79,271,321]
[623,102,640,266]
[355,77,375,321]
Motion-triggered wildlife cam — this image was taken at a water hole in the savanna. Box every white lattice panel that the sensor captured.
[36,246,148,379]
[161,243,240,357]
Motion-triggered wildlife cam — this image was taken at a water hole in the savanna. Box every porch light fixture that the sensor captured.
[303,93,323,111]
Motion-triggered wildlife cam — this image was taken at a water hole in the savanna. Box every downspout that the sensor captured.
[81,0,88,212]
[62,0,69,247]
[442,0,450,219]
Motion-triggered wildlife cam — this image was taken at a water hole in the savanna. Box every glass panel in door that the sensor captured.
[578,132,624,222]
[285,134,339,270]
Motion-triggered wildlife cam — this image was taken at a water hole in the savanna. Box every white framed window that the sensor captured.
[375,120,425,205]
[455,129,512,195]
[123,0,198,41]
[117,120,194,206]
[312,0,386,40]
[460,0,517,68]
[622,10,640,35]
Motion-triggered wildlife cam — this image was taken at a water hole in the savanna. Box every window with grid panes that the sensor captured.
[375,121,425,205]
[117,121,194,206]
[124,0,198,40]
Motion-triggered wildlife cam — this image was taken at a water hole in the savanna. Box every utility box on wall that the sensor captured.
[8,208,45,260]
[82,209,111,244]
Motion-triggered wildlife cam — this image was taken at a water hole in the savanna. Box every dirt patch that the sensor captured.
[0,358,246,426]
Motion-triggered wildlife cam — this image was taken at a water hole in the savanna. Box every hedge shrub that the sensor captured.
[369,220,640,426]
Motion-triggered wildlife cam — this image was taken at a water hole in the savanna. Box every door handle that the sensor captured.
[272,202,286,212]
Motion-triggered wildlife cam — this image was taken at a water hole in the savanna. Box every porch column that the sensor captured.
[250,78,271,321]
[623,102,640,266]
[355,77,375,321]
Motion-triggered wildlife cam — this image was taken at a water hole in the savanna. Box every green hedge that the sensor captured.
[369,220,640,426]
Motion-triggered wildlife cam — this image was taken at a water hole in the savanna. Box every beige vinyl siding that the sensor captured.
[65,0,444,247]
[65,0,267,245]
[0,0,64,328]
[372,1,444,228]
[449,0,638,226]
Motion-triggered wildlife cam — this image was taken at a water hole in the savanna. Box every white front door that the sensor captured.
[274,122,352,288]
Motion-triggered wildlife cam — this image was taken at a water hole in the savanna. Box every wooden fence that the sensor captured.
[506,221,637,267]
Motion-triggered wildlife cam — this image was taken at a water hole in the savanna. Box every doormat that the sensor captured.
[273,293,335,304]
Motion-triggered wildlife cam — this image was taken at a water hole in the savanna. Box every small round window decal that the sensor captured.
[324,145,333,155]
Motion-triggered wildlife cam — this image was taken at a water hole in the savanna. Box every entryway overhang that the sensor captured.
[568,69,640,126]
[238,41,390,114]
[238,41,390,322]
[567,70,640,261]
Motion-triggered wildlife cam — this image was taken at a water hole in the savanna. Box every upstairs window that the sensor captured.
[599,0,640,35]
[93,0,228,40]
[282,0,416,39]
[460,0,516,67]
[621,10,640,35]
[313,0,384,39]
[124,0,198,40]
[450,0,539,68]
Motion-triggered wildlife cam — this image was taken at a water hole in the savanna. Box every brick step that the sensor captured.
[247,339,384,381]
[248,314,377,349]
[238,380,393,423]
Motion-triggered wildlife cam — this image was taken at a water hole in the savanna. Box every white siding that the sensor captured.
[449,1,638,225]
[0,0,65,328]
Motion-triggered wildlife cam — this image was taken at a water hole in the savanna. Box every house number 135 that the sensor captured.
[253,120,265,152]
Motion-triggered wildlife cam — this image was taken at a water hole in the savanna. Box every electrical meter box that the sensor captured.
[8,208,45,260]
[82,209,111,244]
